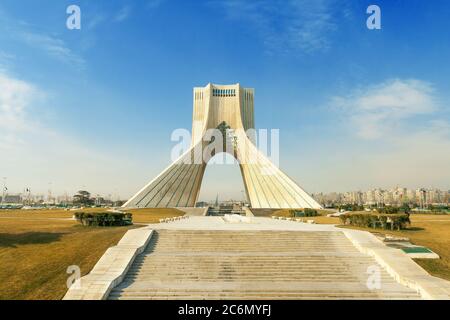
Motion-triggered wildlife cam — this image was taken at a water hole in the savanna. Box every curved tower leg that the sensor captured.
[235,131,322,209]
[123,143,206,208]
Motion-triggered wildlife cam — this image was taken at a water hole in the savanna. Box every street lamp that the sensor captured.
[1,177,7,205]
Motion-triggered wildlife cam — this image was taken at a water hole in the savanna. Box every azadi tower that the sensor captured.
[123,83,322,209]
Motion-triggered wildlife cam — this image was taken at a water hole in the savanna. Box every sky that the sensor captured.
[0,0,449,201]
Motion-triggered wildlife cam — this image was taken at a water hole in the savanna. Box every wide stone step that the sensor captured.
[128,273,385,277]
[128,265,387,272]
[125,276,396,280]
[133,256,373,261]
[133,257,374,262]
[111,295,420,300]
[108,230,422,300]
[110,292,419,299]
[110,281,420,300]
[148,248,359,253]
[129,267,380,273]
[127,271,394,276]
[114,280,417,290]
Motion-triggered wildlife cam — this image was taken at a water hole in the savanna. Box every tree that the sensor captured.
[73,190,93,206]
[399,203,411,214]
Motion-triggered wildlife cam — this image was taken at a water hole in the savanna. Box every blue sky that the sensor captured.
[0,0,449,201]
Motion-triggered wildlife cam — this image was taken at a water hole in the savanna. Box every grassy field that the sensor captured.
[2,207,448,299]
[272,209,339,224]
[127,208,185,224]
[274,209,450,282]
[0,207,184,300]
[339,213,450,282]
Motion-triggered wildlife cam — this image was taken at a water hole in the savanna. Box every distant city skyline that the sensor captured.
[1,1,450,200]
[313,187,449,207]
[1,183,449,205]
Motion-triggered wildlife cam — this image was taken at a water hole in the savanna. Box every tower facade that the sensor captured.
[123,83,322,209]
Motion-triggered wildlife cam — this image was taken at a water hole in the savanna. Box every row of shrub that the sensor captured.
[376,205,411,214]
[289,208,319,217]
[74,211,133,227]
[339,212,410,230]
[338,204,365,212]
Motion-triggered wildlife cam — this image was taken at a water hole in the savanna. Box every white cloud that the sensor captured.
[0,6,84,68]
[147,0,166,10]
[87,14,107,30]
[114,6,132,22]
[288,117,450,193]
[20,32,85,67]
[0,72,141,197]
[299,78,450,192]
[212,0,341,54]
[0,51,15,71]
[87,1,163,29]
[89,2,163,29]
[332,79,437,139]
[0,73,39,133]
[357,120,450,189]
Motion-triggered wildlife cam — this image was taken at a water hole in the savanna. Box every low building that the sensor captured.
[0,194,22,204]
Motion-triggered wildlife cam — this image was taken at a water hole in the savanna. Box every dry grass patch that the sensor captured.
[0,208,107,219]
[272,209,340,224]
[0,207,184,299]
[338,214,450,281]
[128,208,185,224]
[0,211,134,300]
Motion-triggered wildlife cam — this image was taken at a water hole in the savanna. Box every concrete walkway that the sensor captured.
[147,216,339,231]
